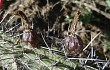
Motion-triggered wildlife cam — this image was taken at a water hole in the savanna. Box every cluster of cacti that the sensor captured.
[0,0,110,70]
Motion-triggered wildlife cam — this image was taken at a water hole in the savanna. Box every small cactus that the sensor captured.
[15,11,40,48]
[64,10,84,56]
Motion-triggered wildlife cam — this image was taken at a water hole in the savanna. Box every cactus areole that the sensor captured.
[0,0,2,9]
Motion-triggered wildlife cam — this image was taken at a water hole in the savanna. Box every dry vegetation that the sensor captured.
[0,0,110,70]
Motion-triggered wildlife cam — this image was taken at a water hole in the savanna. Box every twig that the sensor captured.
[83,32,101,51]
[41,32,50,51]
[5,15,15,25]
[0,11,9,24]
[0,11,11,34]
[68,57,107,62]
[0,10,3,15]
[41,46,63,53]
[102,60,110,70]
[81,53,90,64]
[85,65,98,70]
[5,23,20,33]
[91,32,94,58]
